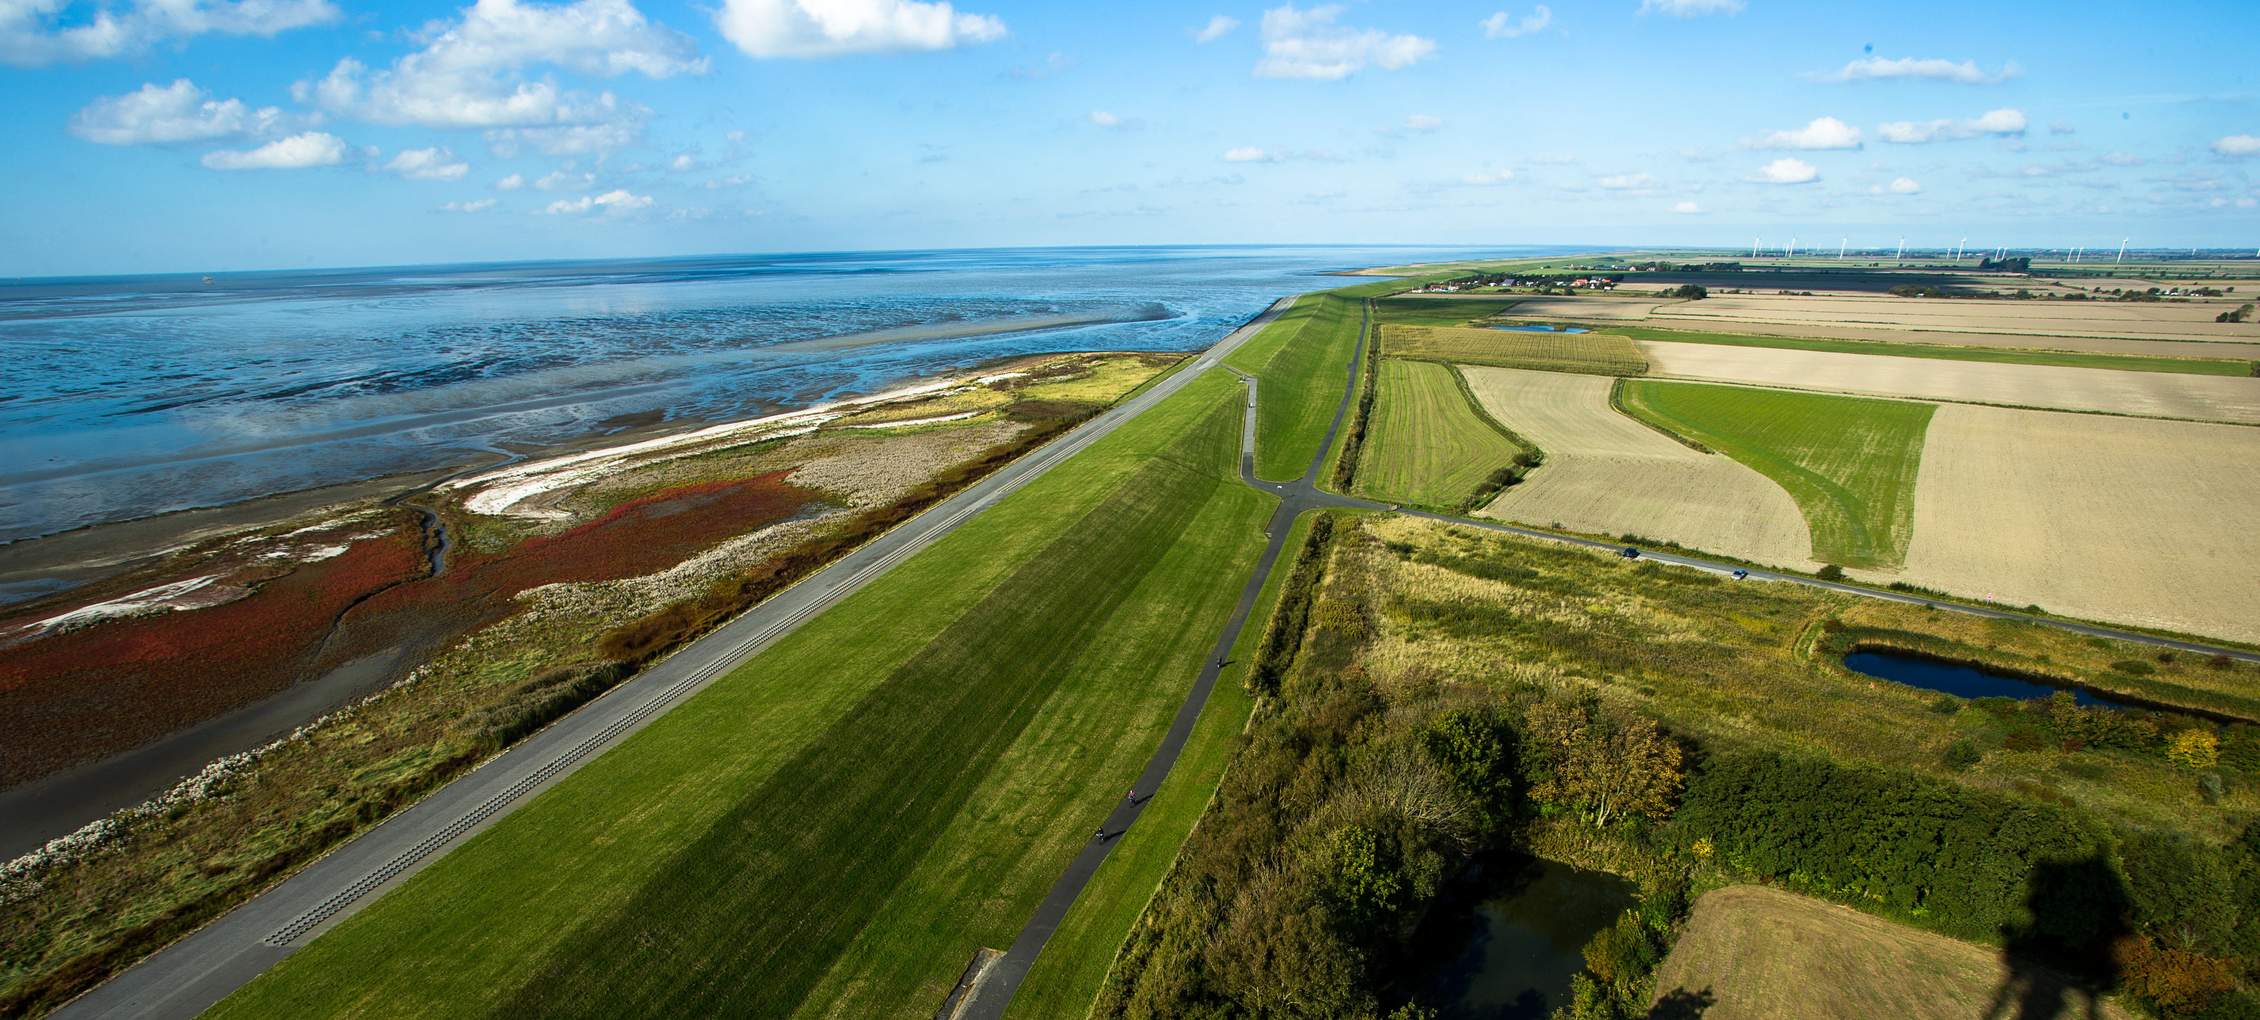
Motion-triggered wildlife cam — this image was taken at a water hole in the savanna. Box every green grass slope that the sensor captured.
[1356,360,1525,509]
[1617,380,1934,569]
[1226,294,1365,481]
[209,371,1276,1020]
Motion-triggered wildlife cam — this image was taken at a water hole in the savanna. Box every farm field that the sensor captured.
[1370,295,1518,327]
[1640,340,2260,424]
[1660,291,2259,342]
[1899,404,2260,645]
[1598,324,2257,377]
[1388,324,1648,375]
[1224,294,1363,480]
[204,371,1276,1020]
[1636,313,2260,361]
[1652,885,2132,1020]
[1446,294,1668,319]
[1462,368,1814,569]
[1355,360,1525,509]
[1617,380,1933,569]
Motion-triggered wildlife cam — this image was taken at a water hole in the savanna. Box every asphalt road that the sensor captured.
[46,295,1304,1020]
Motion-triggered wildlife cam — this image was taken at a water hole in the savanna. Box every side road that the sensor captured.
[47,296,1303,1020]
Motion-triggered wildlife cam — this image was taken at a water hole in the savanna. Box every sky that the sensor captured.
[1,0,2257,276]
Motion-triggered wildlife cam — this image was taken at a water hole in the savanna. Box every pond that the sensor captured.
[1491,324,1590,334]
[1418,859,1637,1019]
[1843,649,2135,710]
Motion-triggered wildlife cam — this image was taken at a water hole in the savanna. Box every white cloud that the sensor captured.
[1877,108,2027,144]
[714,0,1005,58]
[2101,151,2144,167]
[70,78,279,145]
[703,173,753,189]
[201,131,347,170]
[1754,157,1819,184]
[385,146,470,180]
[1405,113,1442,132]
[496,172,525,189]
[306,0,702,129]
[1596,172,1657,190]
[669,151,697,170]
[1254,4,1434,81]
[1,0,337,66]
[2214,134,2260,157]
[1461,167,1515,186]
[1089,110,1121,128]
[542,187,652,214]
[1638,0,1742,16]
[442,197,497,212]
[535,169,596,190]
[1671,200,1702,214]
[1877,175,1920,194]
[486,119,643,156]
[1223,146,1273,163]
[1192,14,1238,42]
[1820,56,2016,85]
[1480,5,1549,38]
[1752,116,1861,150]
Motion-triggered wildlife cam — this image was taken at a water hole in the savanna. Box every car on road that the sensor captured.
[1619,546,1641,560]
[1732,569,1749,580]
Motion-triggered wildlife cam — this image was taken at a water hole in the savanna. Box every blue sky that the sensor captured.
[2,0,2256,275]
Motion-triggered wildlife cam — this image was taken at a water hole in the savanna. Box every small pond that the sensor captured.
[1843,649,2134,710]
[1491,324,1590,334]
[1419,859,1637,1019]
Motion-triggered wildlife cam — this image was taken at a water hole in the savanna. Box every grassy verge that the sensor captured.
[1002,513,1324,1020]
[1354,360,1525,509]
[1616,380,1933,569]
[1388,324,1648,375]
[1225,294,1366,481]
[1599,323,2259,377]
[1369,295,1520,327]
[207,372,1276,1020]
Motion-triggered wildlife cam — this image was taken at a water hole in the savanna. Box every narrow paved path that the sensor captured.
[46,297,1303,1020]
[959,303,1377,1020]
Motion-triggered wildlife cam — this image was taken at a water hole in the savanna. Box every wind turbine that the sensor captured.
[1752,237,1761,258]
[1895,238,1905,261]
[2118,239,2129,264]
[1787,237,1797,258]
[1838,237,1847,259]
[1955,238,1967,261]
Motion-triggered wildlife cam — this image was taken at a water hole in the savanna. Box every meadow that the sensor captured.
[1616,380,1933,569]
[1387,324,1649,376]
[207,369,1276,1019]
[1353,360,1526,510]
[1223,294,1365,481]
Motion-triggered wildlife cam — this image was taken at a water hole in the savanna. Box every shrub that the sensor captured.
[2113,659,2157,676]
[2167,730,2221,770]
[1944,740,1982,770]
[1815,565,1846,581]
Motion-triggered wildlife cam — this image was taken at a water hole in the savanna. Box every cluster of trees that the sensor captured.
[1978,255,2033,273]
[1664,284,1707,300]
[2217,302,2253,323]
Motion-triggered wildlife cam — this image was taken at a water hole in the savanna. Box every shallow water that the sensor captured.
[0,245,1563,542]
[1844,649,2133,709]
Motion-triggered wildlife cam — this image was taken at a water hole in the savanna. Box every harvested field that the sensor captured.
[1356,360,1523,508]
[1602,325,2255,377]
[1462,368,1814,568]
[1641,340,2260,424]
[1490,295,1669,320]
[1653,885,2131,1020]
[1389,325,1648,375]
[1661,291,2258,342]
[1899,404,2260,644]
[1639,314,2260,360]
[1618,381,1933,569]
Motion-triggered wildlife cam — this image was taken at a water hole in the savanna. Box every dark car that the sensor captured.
[1732,569,1750,580]
[1618,547,1640,559]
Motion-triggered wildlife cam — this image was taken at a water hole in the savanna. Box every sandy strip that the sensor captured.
[1895,404,2260,644]
[1641,340,2260,424]
[1463,367,1816,568]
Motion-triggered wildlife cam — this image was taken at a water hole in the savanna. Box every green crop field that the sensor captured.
[1597,324,2259,377]
[1617,380,1933,569]
[1355,360,1525,509]
[1225,293,1366,481]
[1386,324,1649,376]
[208,371,1279,1020]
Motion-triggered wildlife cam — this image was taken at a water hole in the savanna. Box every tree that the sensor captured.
[1527,699,1685,828]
